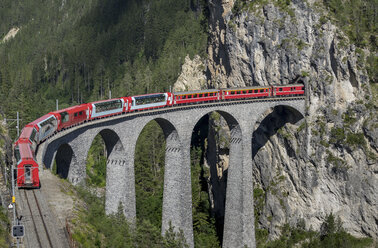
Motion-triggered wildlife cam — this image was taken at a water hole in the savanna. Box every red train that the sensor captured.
[14,84,304,188]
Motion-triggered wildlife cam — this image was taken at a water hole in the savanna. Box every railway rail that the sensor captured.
[23,189,53,248]
[15,188,69,248]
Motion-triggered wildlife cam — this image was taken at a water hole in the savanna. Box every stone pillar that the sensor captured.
[223,126,244,247]
[105,146,136,221]
[161,131,194,247]
[67,131,93,185]
[67,155,86,185]
[241,134,255,247]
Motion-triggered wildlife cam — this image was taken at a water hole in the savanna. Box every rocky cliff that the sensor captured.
[175,0,377,241]
[207,0,377,240]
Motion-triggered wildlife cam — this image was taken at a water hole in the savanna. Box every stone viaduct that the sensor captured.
[36,97,305,248]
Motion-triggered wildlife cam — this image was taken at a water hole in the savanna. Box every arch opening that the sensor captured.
[134,120,167,229]
[86,128,125,188]
[251,104,305,241]
[86,134,107,187]
[190,110,241,247]
[54,143,75,179]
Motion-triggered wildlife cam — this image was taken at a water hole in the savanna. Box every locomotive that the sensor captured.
[14,84,304,188]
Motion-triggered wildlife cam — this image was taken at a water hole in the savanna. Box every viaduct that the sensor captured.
[36,96,306,248]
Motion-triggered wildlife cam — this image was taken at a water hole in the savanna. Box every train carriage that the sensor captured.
[18,126,38,151]
[129,92,173,111]
[26,114,58,144]
[272,84,305,96]
[173,89,220,105]
[222,86,271,100]
[89,98,128,119]
[53,104,89,131]
[14,142,40,188]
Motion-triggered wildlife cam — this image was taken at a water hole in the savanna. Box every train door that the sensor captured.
[24,165,32,184]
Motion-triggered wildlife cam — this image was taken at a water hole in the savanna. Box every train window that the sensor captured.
[231,91,235,95]
[95,99,123,111]
[198,94,202,97]
[135,94,165,105]
[248,90,252,93]
[40,116,55,127]
[79,111,83,115]
[243,90,246,94]
[194,94,197,98]
[30,129,37,142]
[188,95,192,99]
[14,146,21,162]
[60,112,69,123]
[279,88,283,92]
[204,93,208,97]
[25,166,31,181]
[210,93,214,96]
[74,113,78,117]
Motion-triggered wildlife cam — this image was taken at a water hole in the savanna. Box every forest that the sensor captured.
[0,0,376,247]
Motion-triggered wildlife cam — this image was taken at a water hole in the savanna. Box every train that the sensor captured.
[14,84,304,188]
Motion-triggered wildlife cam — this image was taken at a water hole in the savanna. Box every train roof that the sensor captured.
[222,84,304,91]
[90,97,124,104]
[17,142,34,159]
[271,83,304,87]
[173,89,220,95]
[222,85,271,91]
[27,113,55,126]
[54,104,88,114]
[19,126,34,140]
[131,92,167,98]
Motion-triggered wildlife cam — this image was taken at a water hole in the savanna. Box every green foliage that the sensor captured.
[257,213,373,248]
[86,134,107,187]
[190,146,221,247]
[366,55,378,85]
[346,132,366,147]
[342,110,357,127]
[329,127,345,144]
[0,0,208,139]
[323,0,377,49]
[277,127,292,139]
[0,207,10,247]
[135,121,166,228]
[72,187,188,247]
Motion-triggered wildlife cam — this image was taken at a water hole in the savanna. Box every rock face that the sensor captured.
[173,55,207,92]
[2,27,20,43]
[203,0,377,241]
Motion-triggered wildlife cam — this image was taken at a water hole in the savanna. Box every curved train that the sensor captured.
[14,84,304,188]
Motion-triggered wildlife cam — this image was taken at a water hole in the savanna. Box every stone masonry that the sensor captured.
[36,97,305,248]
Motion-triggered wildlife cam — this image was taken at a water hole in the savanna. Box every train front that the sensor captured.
[14,142,40,188]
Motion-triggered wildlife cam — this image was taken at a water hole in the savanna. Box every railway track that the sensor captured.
[23,190,54,248]
[16,189,69,248]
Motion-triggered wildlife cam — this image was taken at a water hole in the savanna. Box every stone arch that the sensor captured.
[96,128,125,162]
[131,117,183,234]
[250,104,305,241]
[189,110,243,247]
[85,128,127,215]
[55,143,77,179]
[252,104,305,159]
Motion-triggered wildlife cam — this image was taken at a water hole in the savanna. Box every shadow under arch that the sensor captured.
[95,128,125,159]
[252,104,305,159]
[55,143,76,179]
[190,110,242,246]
